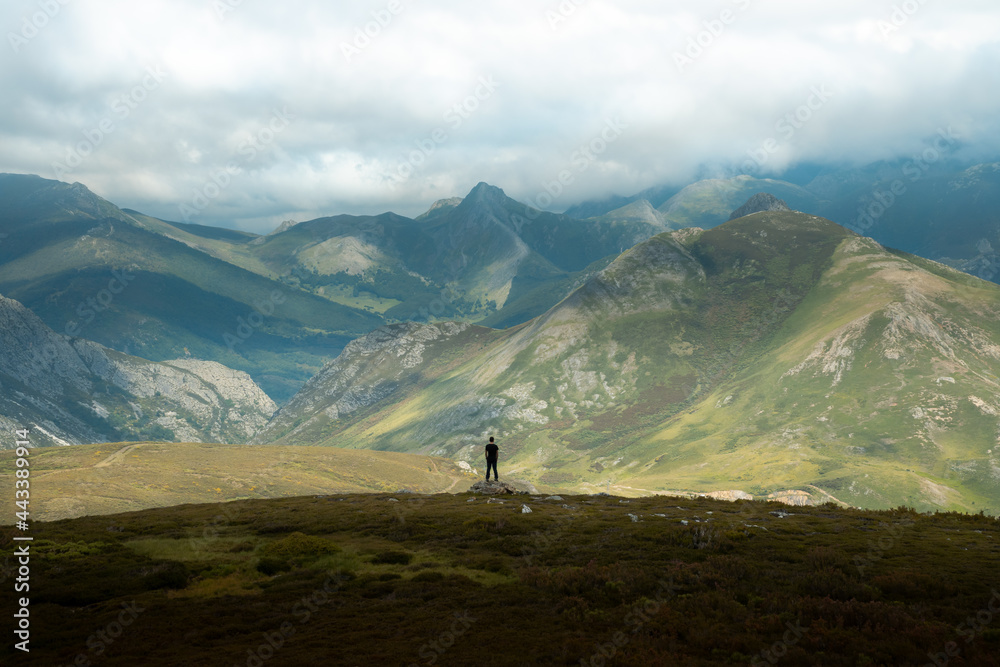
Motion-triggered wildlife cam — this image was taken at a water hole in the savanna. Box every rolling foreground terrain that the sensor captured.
[0,442,476,520]
[255,209,1000,514]
[1,493,998,665]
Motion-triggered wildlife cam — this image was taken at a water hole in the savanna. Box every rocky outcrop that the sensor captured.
[728,193,791,221]
[468,480,522,495]
[0,294,276,446]
[766,490,815,507]
[703,490,754,502]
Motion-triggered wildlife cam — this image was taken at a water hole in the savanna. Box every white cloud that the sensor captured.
[1,0,998,232]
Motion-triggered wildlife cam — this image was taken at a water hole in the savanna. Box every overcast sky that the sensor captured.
[2,0,999,232]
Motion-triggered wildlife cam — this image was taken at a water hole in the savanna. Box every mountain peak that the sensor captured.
[464,182,509,205]
[728,192,791,221]
[0,173,126,225]
[268,219,299,236]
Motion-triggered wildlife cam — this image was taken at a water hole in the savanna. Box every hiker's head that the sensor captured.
[489,437,494,442]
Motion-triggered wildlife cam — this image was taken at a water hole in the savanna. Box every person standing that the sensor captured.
[484,436,499,481]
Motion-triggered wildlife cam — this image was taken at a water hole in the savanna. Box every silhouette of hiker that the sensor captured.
[484,436,499,481]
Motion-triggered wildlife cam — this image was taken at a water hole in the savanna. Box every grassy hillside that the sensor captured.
[0,442,477,520]
[2,494,997,665]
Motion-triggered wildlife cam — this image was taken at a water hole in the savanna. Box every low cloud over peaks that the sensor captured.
[2,0,999,231]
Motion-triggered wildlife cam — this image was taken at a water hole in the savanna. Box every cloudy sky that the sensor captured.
[2,0,999,232]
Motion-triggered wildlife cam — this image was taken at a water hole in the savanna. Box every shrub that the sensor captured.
[371,550,413,565]
[260,532,339,560]
[143,561,190,590]
[256,532,339,574]
[256,557,292,576]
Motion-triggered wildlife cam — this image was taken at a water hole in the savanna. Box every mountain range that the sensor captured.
[0,175,674,401]
[3,165,1000,512]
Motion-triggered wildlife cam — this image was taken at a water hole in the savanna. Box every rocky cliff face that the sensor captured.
[0,293,275,447]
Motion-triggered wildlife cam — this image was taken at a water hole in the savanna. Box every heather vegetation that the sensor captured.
[3,493,998,665]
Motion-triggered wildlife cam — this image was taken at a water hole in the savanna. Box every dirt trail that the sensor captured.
[426,458,468,493]
[94,443,142,468]
[35,443,143,479]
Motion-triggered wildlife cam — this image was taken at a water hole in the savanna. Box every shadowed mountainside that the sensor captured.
[0,293,275,446]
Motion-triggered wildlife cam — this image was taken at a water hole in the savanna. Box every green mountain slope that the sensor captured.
[255,210,1000,513]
